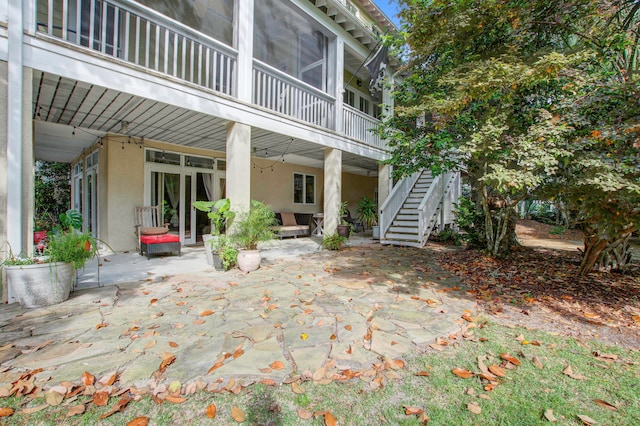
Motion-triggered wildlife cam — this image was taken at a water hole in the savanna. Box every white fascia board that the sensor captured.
[23,35,388,161]
[0,32,7,61]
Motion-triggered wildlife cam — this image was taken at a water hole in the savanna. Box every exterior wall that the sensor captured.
[103,136,145,251]
[0,61,7,272]
[250,159,325,214]
[342,172,377,215]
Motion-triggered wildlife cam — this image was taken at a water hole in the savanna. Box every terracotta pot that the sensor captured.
[236,249,261,272]
[337,225,351,238]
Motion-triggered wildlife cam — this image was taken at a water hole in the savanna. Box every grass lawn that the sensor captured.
[2,317,638,425]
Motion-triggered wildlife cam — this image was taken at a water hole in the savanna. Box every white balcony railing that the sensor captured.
[342,104,383,149]
[253,60,335,130]
[35,0,237,96]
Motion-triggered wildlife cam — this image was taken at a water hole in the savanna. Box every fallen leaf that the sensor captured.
[543,408,557,422]
[81,371,95,386]
[429,343,446,351]
[0,407,14,417]
[298,408,314,419]
[200,310,215,317]
[165,396,186,404]
[389,359,405,370]
[168,380,182,394]
[563,365,587,380]
[231,406,246,422]
[500,353,521,366]
[532,356,544,369]
[404,406,424,415]
[467,401,482,414]
[488,365,506,378]
[150,298,158,305]
[233,349,244,359]
[592,399,617,411]
[93,391,109,407]
[324,412,338,426]
[19,404,48,414]
[300,333,309,340]
[66,404,85,417]
[415,371,431,376]
[159,355,176,373]
[207,362,224,373]
[291,382,305,394]
[206,403,217,419]
[270,361,285,370]
[452,368,473,379]
[144,339,157,350]
[126,417,150,426]
[45,390,64,406]
[99,395,132,419]
[168,341,179,348]
[193,319,205,325]
[576,414,598,425]
[345,325,352,331]
[96,323,108,329]
[99,372,118,386]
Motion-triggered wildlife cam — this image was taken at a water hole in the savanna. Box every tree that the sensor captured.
[384,0,640,271]
[35,161,71,231]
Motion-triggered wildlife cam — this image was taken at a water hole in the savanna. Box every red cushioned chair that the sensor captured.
[135,206,181,259]
[139,234,181,260]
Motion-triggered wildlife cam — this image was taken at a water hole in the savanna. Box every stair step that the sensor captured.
[391,220,418,227]
[397,214,418,220]
[398,210,419,216]
[380,239,424,248]
[388,226,419,234]
[384,233,421,241]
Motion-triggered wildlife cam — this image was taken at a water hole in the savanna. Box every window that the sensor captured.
[344,89,355,108]
[293,173,315,204]
[359,97,370,114]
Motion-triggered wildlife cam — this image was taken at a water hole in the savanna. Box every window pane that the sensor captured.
[293,174,303,203]
[305,175,315,204]
[185,155,214,169]
[146,150,180,165]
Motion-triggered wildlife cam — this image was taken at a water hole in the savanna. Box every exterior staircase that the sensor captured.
[379,170,460,247]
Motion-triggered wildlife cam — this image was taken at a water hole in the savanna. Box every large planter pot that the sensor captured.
[236,249,261,272]
[337,225,351,238]
[5,262,74,308]
[202,234,216,266]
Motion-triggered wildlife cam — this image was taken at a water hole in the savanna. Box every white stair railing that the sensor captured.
[379,171,421,239]
[416,174,444,245]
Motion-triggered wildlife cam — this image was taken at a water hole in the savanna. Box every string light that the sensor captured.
[72,126,76,135]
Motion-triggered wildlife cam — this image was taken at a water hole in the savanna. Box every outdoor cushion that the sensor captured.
[141,226,169,235]
[140,234,180,244]
[280,212,298,226]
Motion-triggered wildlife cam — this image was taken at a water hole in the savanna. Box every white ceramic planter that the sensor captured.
[5,262,74,308]
[236,249,261,272]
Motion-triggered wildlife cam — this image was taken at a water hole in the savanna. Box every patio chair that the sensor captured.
[134,206,181,259]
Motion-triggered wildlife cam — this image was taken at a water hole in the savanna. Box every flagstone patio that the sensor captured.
[0,240,475,394]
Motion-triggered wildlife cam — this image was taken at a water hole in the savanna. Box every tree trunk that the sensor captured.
[577,234,609,276]
[595,233,633,271]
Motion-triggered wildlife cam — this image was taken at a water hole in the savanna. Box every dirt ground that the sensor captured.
[431,220,640,350]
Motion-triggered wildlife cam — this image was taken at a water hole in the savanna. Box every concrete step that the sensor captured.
[384,233,421,241]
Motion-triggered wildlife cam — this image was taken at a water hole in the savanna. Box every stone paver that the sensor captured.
[0,243,475,390]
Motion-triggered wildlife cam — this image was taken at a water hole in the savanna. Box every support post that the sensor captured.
[235,0,254,102]
[226,122,251,217]
[323,148,342,235]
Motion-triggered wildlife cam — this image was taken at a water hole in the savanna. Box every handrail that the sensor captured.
[35,0,238,97]
[253,59,335,129]
[342,104,383,148]
[379,171,421,238]
[416,174,443,245]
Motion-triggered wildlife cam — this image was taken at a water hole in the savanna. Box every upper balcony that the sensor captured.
[32,0,386,151]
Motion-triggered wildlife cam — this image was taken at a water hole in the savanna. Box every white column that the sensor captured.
[235,0,254,102]
[226,122,251,216]
[22,68,34,255]
[323,148,342,235]
[7,0,24,256]
[377,163,391,214]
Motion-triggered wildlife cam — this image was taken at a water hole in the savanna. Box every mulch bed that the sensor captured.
[431,221,640,348]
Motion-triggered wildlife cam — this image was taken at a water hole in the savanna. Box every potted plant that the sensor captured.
[3,209,98,308]
[337,201,351,238]
[321,233,347,250]
[210,235,238,271]
[231,200,277,272]
[193,198,235,266]
[357,196,378,231]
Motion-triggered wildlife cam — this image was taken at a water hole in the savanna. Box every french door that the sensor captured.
[145,166,223,245]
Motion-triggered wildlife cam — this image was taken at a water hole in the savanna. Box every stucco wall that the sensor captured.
[104,136,145,251]
[342,172,377,216]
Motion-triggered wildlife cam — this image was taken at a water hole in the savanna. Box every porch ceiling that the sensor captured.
[32,72,379,176]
